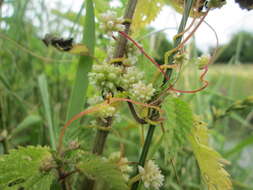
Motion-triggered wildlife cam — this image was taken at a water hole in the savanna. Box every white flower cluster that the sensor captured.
[100,11,125,36]
[89,63,155,103]
[108,152,133,181]
[89,63,122,94]
[122,66,155,102]
[129,81,155,102]
[138,160,164,190]
[97,105,116,118]
[87,95,117,118]
[121,67,144,89]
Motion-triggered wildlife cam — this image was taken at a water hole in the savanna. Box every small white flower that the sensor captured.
[98,105,116,118]
[116,23,125,31]
[100,10,125,36]
[129,81,155,102]
[89,63,123,93]
[107,21,114,28]
[138,160,164,190]
[121,67,144,89]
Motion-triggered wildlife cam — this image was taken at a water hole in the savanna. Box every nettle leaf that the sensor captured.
[0,146,55,190]
[76,153,128,190]
[163,97,194,156]
[132,0,165,34]
[188,120,232,190]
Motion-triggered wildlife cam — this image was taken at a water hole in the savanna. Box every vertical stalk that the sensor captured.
[92,117,113,155]
[113,0,137,59]
[89,0,137,165]
[64,0,95,143]
[163,0,194,84]
[84,0,138,189]
[131,125,156,190]
[131,1,195,190]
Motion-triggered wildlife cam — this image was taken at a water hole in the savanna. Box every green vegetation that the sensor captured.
[0,0,252,190]
[216,31,253,63]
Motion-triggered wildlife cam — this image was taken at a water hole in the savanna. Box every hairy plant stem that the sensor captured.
[113,0,137,59]
[89,0,138,157]
[92,117,113,154]
[85,0,138,189]
[131,1,195,190]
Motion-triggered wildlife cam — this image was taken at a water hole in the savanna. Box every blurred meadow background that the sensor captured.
[0,0,253,189]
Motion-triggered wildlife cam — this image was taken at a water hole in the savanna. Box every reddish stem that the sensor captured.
[169,66,209,93]
[57,97,162,154]
[118,31,170,81]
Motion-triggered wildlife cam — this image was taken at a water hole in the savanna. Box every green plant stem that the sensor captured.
[113,0,137,59]
[92,117,113,155]
[131,2,195,189]
[163,0,194,85]
[89,0,137,165]
[64,0,95,143]
[84,1,138,190]
[131,124,156,190]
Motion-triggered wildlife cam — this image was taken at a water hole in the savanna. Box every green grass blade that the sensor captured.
[65,0,95,142]
[38,74,56,150]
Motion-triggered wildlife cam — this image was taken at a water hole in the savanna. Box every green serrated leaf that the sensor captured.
[188,119,232,190]
[0,146,55,190]
[163,97,194,156]
[132,0,165,35]
[76,153,128,190]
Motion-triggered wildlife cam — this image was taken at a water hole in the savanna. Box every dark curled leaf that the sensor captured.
[42,34,73,51]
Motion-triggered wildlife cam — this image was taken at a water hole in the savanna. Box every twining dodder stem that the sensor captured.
[131,1,195,189]
[163,0,194,85]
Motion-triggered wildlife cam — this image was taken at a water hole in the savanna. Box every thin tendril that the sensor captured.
[57,97,162,154]
[118,31,170,81]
